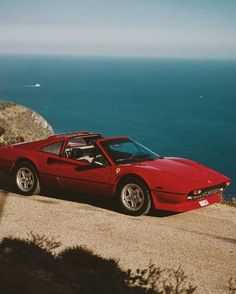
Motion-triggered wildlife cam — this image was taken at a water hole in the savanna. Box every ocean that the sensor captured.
[0,55,235,198]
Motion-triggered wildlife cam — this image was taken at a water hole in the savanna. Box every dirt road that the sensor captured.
[0,189,235,293]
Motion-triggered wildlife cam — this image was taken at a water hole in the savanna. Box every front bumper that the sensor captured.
[151,190,222,212]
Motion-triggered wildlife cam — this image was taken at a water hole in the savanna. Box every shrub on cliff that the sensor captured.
[222,197,236,208]
[0,234,197,294]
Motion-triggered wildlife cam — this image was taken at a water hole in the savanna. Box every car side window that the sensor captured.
[41,141,63,155]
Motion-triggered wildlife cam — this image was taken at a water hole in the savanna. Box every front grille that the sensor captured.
[200,187,223,197]
[188,183,226,200]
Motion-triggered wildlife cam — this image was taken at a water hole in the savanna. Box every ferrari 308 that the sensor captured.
[0,131,231,216]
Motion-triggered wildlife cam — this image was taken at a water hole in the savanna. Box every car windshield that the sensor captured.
[101,138,162,164]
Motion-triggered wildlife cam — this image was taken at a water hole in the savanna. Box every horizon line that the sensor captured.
[0,52,236,62]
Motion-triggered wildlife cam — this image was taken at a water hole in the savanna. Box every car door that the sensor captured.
[38,138,112,196]
[44,152,112,196]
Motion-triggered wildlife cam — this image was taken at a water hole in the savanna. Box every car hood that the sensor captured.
[134,157,228,189]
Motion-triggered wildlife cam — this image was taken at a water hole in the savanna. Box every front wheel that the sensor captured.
[14,162,41,196]
[117,178,151,216]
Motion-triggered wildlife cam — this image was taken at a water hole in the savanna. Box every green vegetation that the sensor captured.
[222,197,236,208]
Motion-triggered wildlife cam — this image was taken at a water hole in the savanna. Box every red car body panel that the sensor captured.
[0,132,231,212]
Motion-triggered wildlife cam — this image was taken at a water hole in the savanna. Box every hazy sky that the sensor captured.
[0,0,236,58]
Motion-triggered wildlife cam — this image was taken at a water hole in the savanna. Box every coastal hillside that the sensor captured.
[0,100,53,145]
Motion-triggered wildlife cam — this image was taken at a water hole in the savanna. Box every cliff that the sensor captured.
[0,100,54,145]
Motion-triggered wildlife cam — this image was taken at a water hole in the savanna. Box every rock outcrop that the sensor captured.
[0,100,54,145]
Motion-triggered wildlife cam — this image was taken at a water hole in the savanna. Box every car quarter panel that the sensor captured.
[0,146,47,175]
[0,145,16,174]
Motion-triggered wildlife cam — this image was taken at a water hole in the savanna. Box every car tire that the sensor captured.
[117,177,151,216]
[14,162,41,196]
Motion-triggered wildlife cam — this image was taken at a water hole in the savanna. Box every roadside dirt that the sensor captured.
[0,187,235,294]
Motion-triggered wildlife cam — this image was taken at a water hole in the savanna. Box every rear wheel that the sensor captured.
[14,162,41,195]
[117,177,151,216]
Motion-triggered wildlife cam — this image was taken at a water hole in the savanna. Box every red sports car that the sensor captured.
[0,131,231,216]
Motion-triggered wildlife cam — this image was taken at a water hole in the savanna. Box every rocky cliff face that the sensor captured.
[0,100,54,145]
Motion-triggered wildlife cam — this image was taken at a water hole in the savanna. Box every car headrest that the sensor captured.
[71,148,83,158]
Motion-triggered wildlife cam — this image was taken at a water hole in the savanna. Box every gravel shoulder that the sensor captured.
[0,187,235,293]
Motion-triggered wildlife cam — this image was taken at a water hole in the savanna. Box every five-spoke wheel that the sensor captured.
[14,162,41,195]
[117,178,151,216]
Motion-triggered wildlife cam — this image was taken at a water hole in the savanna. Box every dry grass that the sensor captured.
[222,197,236,208]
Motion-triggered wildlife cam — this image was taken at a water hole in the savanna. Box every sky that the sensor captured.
[0,0,236,59]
